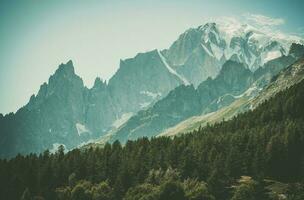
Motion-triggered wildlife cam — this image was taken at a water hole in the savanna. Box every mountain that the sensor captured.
[162,24,222,87]
[0,61,108,157]
[160,51,304,137]
[196,60,254,113]
[0,50,190,158]
[84,77,118,134]
[1,21,303,158]
[101,43,304,144]
[0,53,187,157]
[1,61,92,156]
[107,49,187,114]
[105,60,255,143]
[162,22,303,87]
[108,84,201,142]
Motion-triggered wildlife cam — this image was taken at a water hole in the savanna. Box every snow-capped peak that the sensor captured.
[157,50,190,85]
[191,19,304,71]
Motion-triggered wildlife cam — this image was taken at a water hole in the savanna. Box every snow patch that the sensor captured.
[216,96,222,104]
[236,85,262,98]
[140,91,161,99]
[201,44,214,57]
[140,102,151,109]
[112,113,133,128]
[76,123,89,136]
[157,50,190,85]
[210,43,224,60]
[205,18,303,70]
[248,52,257,68]
[200,23,221,44]
[216,85,260,105]
[264,51,282,63]
[50,143,67,154]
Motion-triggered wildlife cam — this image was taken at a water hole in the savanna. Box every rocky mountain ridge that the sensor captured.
[99,43,304,144]
[159,46,304,137]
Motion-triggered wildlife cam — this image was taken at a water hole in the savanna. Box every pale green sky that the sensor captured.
[0,0,303,114]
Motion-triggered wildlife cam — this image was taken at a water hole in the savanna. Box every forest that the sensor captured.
[1,79,304,200]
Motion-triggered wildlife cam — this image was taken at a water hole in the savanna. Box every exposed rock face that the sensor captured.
[85,77,118,134]
[109,60,255,143]
[109,85,202,142]
[107,49,184,114]
[162,24,222,87]
[107,43,304,144]
[0,61,89,157]
[197,60,255,113]
[289,43,304,58]
[175,44,221,87]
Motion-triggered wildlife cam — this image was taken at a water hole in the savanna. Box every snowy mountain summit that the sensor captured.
[163,20,303,76]
[210,21,303,68]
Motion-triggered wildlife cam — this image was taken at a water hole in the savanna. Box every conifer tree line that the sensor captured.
[1,80,304,200]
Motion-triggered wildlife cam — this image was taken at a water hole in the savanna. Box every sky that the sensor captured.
[0,0,304,114]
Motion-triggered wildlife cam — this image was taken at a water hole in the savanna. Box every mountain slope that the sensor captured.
[0,61,91,157]
[0,51,187,158]
[0,51,190,158]
[175,43,221,87]
[160,55,304,137]
[163,22,303,79]
[101,43,304,143]
[106,60,255,143]
[107,49,186,114]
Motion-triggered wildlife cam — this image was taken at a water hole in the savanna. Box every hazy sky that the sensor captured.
[0,0,304,114]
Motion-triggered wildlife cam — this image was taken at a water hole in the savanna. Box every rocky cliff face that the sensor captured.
[0,61,89,157]
[85,77,118,135]
[107,49,186,114]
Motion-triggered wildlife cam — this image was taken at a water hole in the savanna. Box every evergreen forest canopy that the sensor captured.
[1,77,304,200]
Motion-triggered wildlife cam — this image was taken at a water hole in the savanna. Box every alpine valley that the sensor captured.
[2,12,304,200]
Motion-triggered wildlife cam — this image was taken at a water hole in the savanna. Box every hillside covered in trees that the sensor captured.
[1,79,304,200]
